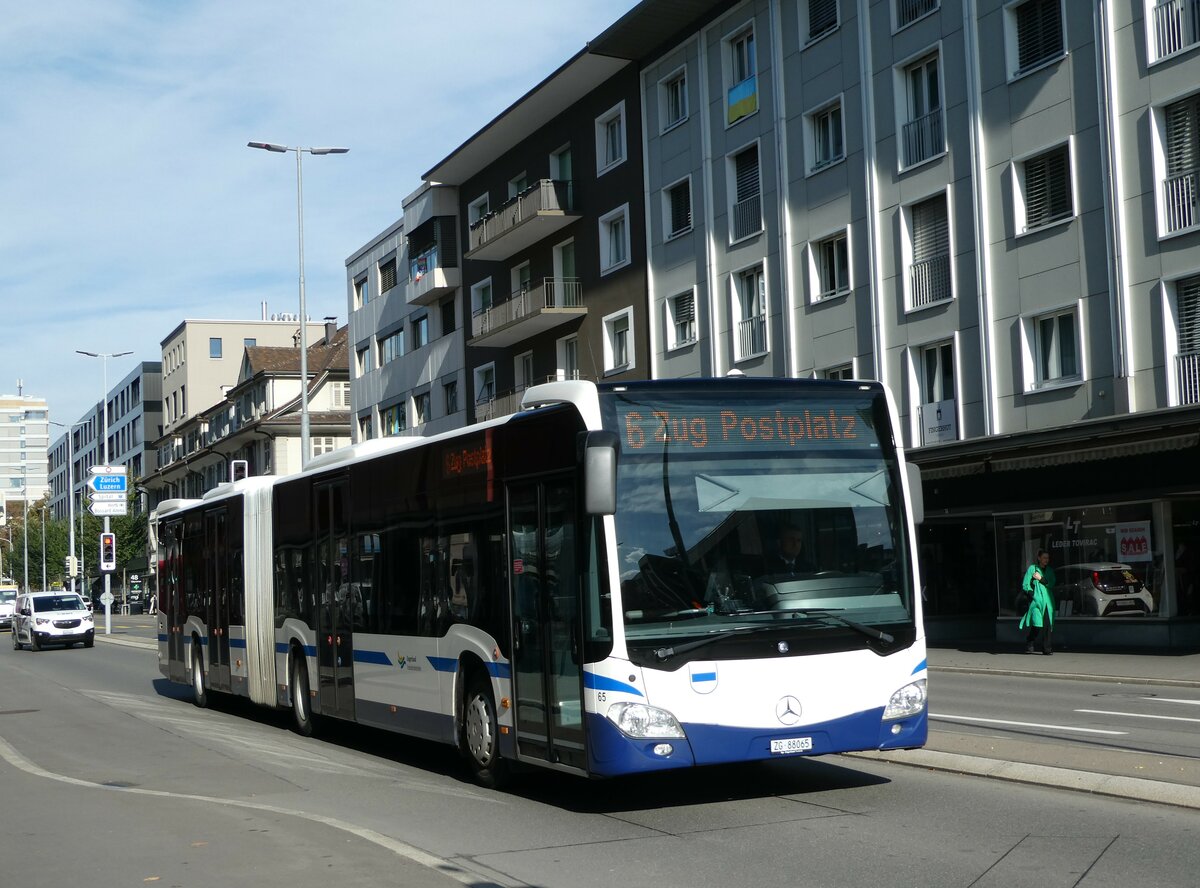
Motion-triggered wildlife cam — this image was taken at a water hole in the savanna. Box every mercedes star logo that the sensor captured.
[776,695,802,725]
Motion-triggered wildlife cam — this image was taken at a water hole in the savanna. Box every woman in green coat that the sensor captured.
[1019,549,1055,654]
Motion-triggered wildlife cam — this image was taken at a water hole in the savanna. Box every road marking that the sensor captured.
[0,735,513,888]
[1076,708,1200,724]
[1144,698,1200,707]
[930,713,1127,735]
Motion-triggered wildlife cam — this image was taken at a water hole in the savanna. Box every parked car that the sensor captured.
[0,584,18,630]
[11,591,95,650]
[1057,562,1154,616]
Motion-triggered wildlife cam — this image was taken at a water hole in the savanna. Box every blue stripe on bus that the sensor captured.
[583,671,644,697]
[911,659,927,674]
[691,671,717,683]
[354,649,392,666]
[229,638,247,649]
[486,662,512,679]
[274,642,317,657]
[428,656,458,673]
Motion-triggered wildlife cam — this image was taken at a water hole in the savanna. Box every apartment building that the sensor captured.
[591,0,1200,646]
[0,393,49,520]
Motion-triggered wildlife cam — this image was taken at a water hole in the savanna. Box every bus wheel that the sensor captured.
[191,642,208,708]
[290,650,314,737]
[463,673,507,789]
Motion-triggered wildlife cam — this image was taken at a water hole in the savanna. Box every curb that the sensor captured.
[845,747,1200,811]
[930,664,1200,689]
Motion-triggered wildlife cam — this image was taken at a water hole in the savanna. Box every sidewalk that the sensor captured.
[927,642,1200,687]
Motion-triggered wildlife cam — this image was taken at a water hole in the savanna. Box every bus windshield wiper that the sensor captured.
[652,626,758,662]
[722,606,894,644]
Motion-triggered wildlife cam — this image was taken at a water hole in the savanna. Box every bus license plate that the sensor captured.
[770,737,813,755]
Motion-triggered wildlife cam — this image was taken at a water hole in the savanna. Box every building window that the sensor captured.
[312,436,336,456]
[508,172,530,199]
[599,204,631,274]
[596,102,627,175]
[516,351,535,391]
[807,99,845,173]
[209,338,222,359]
[726,26,758,125]
[243,338,256,348]
[468,194,489,226]
[1018,143,1073,232]
[358,415,372,440]
[897,0,939,29]
[1161,93,1200,234]
[441,298,456,335]
[379,258,397,294]
[668,291,697,348]
[1174,274,1200,404]
[1007,0,1065,78]
[901,53,943,167]
[474,364,496,403]
[907,194,951,308]
[354,276,368,308]
[414,391,431,425]
[1150,0,1200,61]
[730,143,762,241]
[604,309,633,372]
[824,364,854,380]
[412,315,429,349]
[382,404,406,436]
[664,178,692,239]
[660,69,688,131]
[1032,308,1080,386]
[356,345,371,375]
[380,329,403,364]
[444,379,459,415]
[556,335,580,381]
[733,266,767,360]
[921,342,955,404]
[332,382,351,408]
[813,231,850,300]
[804,0,839,42]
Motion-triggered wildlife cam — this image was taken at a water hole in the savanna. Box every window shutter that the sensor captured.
[1016,0,1063,74]
[809,0,837,39]
[379,259,396,293]
[1024,145,1071,228]
[911,196,949,261]
[735,146,760,202]
[1180,276,1200,354]
[1165,96,1199,175]
[670,183,692,234]
[675,293,695,325]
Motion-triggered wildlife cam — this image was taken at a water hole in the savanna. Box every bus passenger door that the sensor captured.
[315,479,355,720]
[164,521,187,683]
[508,477,586,770]
[204,510,232,692]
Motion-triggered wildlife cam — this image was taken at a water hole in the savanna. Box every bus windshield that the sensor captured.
[603,386,915,658]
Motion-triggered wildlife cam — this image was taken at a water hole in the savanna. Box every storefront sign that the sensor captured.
[1115,522,1152,562]
[919,400,957,445]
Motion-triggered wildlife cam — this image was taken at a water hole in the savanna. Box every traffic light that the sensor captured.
[99,532,117,572]
[64,555,78,577]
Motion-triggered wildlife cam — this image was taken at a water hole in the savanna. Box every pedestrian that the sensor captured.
[1019,549,1055,654]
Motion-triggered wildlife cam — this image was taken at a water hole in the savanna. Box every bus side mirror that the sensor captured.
[582,431,618,516]
[906,462,924,526]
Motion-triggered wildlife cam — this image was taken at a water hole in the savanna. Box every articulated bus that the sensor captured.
[152,378,927,785]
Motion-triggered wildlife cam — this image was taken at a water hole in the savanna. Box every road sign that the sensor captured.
[100,591,115,606]
[88,491,126,502]
[88,474,128,493]
[89,500,128,517]
[88,464,127,475]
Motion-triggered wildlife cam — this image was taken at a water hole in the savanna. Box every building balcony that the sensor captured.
[474,388,523,423]
[909,253,951,308]
[1163,167,1198,234]
[408,245,460,305]
[470,278,585,348]
[1178,353,1200,405]
[466,179,578,262]
[1153,0,1200,60]
[902,109,944,168]
[735,314,767,361]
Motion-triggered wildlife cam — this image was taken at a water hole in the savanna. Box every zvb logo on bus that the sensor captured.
[622,408,859,450]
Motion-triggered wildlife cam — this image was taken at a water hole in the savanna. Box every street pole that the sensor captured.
[50,421,81,593]
[247,141,348,471]
[40,507,46,592]
[22,463,28,594]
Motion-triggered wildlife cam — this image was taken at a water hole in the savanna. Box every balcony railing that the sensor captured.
[897,0,938,28]
[910,253,951,308]
[475,389,522,422]
[731,193,762,241]
[471,278,583,341]
[902,109,944,167]
[1153,0,1200,60]
[1163,167,1198,233]
[1179,353,1200,405]
[467,179,575,260]
[736,314,767,360]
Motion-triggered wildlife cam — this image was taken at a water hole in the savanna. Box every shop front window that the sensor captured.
[996,504,1163,618]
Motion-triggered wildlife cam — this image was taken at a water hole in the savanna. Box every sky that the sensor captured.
[0,0,638,434]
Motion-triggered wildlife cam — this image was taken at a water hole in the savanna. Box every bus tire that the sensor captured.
[463,672,507,789]
[290,649,315,737]
[191,640,208,708]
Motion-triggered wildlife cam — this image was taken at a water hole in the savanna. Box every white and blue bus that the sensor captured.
[152,378,927,785]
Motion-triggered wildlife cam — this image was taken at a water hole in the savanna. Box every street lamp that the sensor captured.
[247,140,348,469]
[76,349,132,631]
[40,506,46,592]
[49,420,86,594]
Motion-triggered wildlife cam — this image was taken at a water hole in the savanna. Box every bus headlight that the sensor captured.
[883,679,927,720]
[606,702,686,739]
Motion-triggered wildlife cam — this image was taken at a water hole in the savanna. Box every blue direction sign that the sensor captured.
[88,474,128,493]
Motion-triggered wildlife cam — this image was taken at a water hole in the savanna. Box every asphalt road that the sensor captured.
[3,623,1200,887]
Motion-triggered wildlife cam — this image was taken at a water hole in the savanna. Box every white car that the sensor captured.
[0,584,18,630]
[11,591,95,650]
[1057,562,1155,617]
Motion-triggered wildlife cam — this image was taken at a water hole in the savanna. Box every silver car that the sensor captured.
[1057,562,1154,616]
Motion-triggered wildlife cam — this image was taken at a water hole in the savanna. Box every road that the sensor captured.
[2,626,1200,887]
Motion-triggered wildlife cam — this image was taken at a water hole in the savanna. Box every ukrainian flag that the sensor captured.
[727,76,758,124]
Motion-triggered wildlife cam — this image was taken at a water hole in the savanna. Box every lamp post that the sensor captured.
[22,463,28,594]
[76,349,132,633]
[49,420,85,594]
[247,140,348,470]
[40,506,46,592]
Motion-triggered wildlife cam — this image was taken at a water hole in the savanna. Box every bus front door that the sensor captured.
[315,479,355,720]
[204,510,231,692]
[508,478,586,770]
[164,521,187,684]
